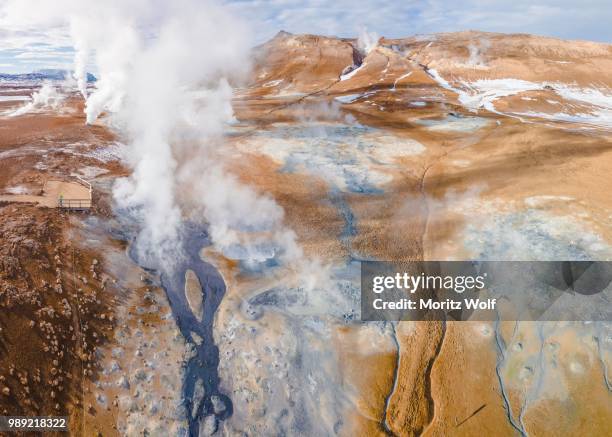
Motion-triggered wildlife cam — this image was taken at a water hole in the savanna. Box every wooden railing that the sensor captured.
[59,175,93,210]
[74,175,92,193]
[59,198,92,209]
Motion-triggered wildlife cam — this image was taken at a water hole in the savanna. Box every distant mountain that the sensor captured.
[0,69,96,82]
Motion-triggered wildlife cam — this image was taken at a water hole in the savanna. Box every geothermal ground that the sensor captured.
[0,30,611,436]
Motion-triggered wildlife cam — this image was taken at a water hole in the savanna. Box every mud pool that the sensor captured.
[235,122,425,193]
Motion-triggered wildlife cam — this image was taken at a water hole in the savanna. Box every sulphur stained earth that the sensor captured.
[0,30,611,436]
[207,31,612,436]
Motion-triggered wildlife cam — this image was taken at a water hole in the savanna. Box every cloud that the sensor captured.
[14,51,72,60]
[0,26,73,72]
[0,1,610,72]
[222,0,612,43]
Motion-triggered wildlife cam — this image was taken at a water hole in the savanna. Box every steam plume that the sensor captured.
[357,27,379,55]
[69,17,89,98]
[2,0,305,271]
[9,81,65,116]
[467,38,491,67]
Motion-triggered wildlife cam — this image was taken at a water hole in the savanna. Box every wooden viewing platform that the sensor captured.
[58,176,92,210]
[0,176,92,211]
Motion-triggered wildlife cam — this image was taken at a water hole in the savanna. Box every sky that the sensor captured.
[0,0,611,73]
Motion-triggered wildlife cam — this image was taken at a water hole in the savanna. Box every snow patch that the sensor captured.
[0,95,30,102]
[334,94,360,104]
[262,79,283,88]
[458,79,543,112]
[391,72,412,91]
[518,110,612,129]
[340,63,366,81]
[334,91,376,103]
[4,185,30,194]
[427,70,612,128]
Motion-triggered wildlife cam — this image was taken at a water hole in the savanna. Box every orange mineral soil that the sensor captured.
[0,30,611,435]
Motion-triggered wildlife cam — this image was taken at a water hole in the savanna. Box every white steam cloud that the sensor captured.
[9,81,66,116]
[466,38,491,68]
[183,163,303,266]
[2,0,304,270]
[357,27,379,55]
[69,17,90,98]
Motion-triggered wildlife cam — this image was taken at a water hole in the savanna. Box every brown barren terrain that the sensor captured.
[0,30,611,435]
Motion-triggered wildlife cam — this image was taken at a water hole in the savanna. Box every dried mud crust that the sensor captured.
[0,204,116,432]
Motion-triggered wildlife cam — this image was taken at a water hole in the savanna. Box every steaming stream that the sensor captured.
[113,213,232,436]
